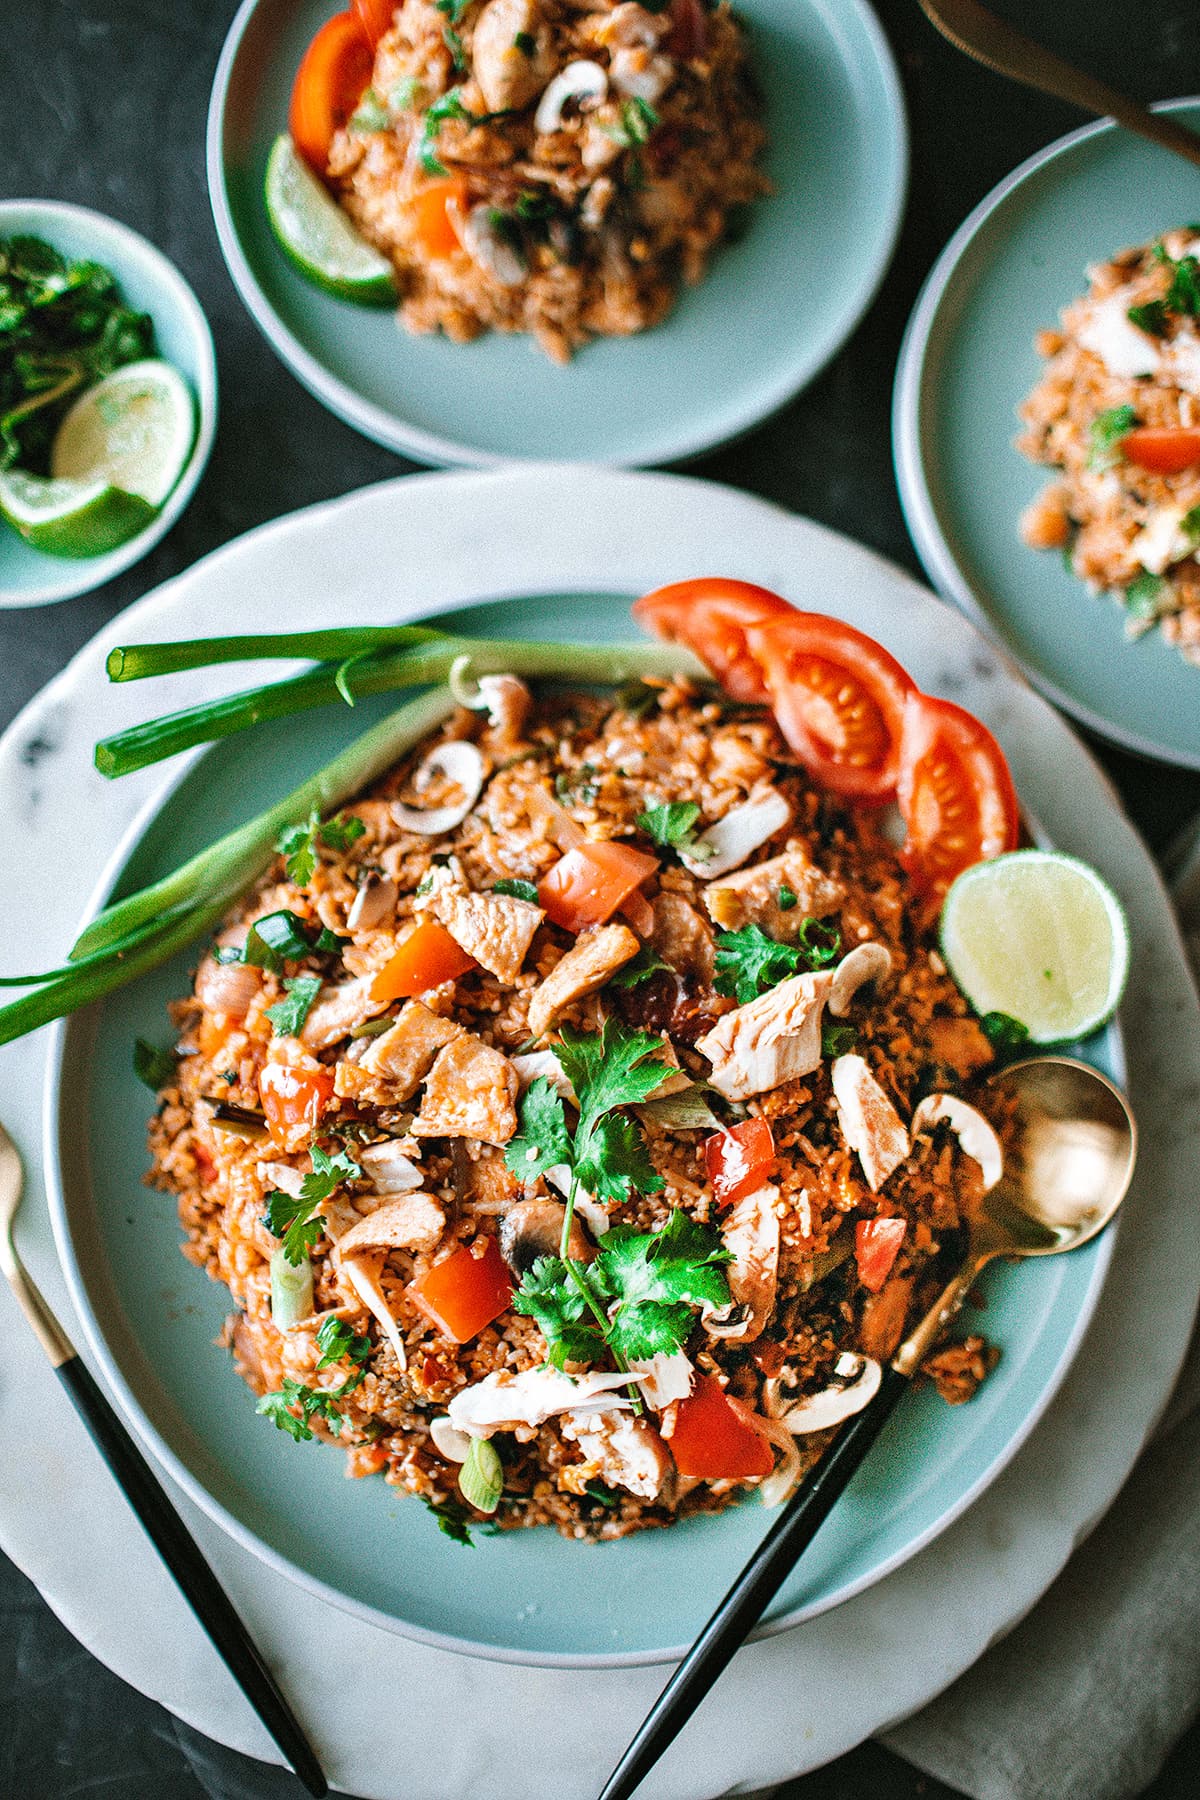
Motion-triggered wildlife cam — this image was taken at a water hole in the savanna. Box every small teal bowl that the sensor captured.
[0,200,217,608]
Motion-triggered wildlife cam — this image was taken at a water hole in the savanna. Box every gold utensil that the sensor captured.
[0,1121,328,1798]
[918,0,1200,169]
[599,1055,1137,1800]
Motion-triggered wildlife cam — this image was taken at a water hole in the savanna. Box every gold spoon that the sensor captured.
[0,1122,329,1798]
[918,0,1200,170]
[599,1054,1137,1800]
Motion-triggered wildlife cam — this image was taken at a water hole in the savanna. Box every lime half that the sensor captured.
[51,359,195,507]
[0,468,156,558]
[265,134,396,303]
[939,850,1130,1043]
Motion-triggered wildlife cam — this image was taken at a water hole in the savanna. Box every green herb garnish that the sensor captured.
[1127,300,1170,337]
[276,809,365,884]
[421,1494,477,1546]
[262,1143,360,1265]
[777,884,798,911]
[1165,253,1200,316]
[821,1020,858,1058]
[1088,405,1138,472]
[257,1377,351,1442]
[514,30,536,53]
[555,763,599,805]
[1125,569,1165,619]
[608,947,671,989]
[443,25,467,73]
[493,878,539,902]
[264,973,323,1038]
[714,919,841,1005]
[979,1011,1030,1052]
[315,1316,372,1377]
[635,800,701,849]
[133,1037,178,1091]
[349,89,391,133]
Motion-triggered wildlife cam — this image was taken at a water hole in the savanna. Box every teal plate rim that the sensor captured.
[40,584,1121,1669]
[892,96,1200,773]
[206,0,908,469]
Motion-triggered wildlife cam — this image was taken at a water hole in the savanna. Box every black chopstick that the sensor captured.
[55,1351,328,1797]
[597,1366,910,1800]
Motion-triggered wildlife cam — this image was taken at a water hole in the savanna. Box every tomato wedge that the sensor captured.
[352,0,396,46]
[631,578,797,703]
[259,1051,335,1151]
[538,841,659,933]
[746,614,916,802]
[664,1374,774,1480]
[410,1237,513,1342]
[854,1217,907,1293]
[370,920,476,1002]
[704,1118,775,1208]
[1119,426,1200,474]
[896,693,1019,898]
[409,176,467,259]
[289,10,374,174]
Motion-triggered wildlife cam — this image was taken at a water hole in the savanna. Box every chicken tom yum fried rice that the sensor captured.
[147,674,1008,1543]
[1018,225,1200,668]
[325,0,768,361]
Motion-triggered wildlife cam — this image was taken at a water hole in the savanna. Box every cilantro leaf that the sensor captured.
[504,1077,572,1184]
[714,924,805,1002]
[321,813,366,852]
[1125,569,1165,618]
[276,811,321,885]
[256,1376,351,1442]
[821,1019,858,1058]
[599,1211,731,1362]
[1088,404,1138,471]
[608,946,671,989]
[264,974,323,1038]
[1127,300,1169,337]
[303,1142,361,1203]
[636,801,701,849]
[1166,253,1200,316]
[777,883,799,911]
[512,1254,606,1368]
[421,1494,476,1546]
[795,916,841,967]
[575,1109,663,1203]
[133,1037,178,1091]
[263,1143,360,1264]
[493,878,539,902]
[316,1316,371,1373]
[556,1018,671,1144]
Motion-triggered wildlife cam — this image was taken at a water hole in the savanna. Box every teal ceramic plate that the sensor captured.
[44,562,1118,1668]
[207,0,906,467]
[893,98,1200,771]
[0,201,216,609]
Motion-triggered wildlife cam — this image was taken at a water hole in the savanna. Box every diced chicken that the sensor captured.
[830,1054,910,1192]
[300,975,388,1051]
[594,2,671,47]
[339,1252,408,1371]
[679,787,791,879]
[704,845,844,937]
[357,1139,423,1194]
[411,1035,520,1146]
[859,1271,914,1362]
[510,1049,577,1103]
[471,0,556,112]
[560,1409,673,1500]
[697,970,834,1101]
[626,1350,693,1410]
[447,1366,637,1437]
[337,1193,447,1257]
[925,1014,995,1081]
[718,1183,780,1343]
[432,886,543,984]
[527,922,640,1038]
[256,1159,306,1200]
[647,892,715,981]
[358,1001,462,1101]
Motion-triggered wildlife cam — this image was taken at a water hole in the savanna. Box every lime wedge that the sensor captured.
[51,359,195,508]
[0,467,156,558]
[265,134,396,303]
[939,850,1130,1044]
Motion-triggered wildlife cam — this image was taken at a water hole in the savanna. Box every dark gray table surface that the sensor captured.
[2,2,1199,1797]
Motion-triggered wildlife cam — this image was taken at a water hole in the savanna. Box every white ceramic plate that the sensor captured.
[1,470,1198,1796]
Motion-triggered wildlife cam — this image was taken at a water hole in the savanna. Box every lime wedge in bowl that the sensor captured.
[0,468,156,559]
[265,134,396,304]
[939,849,1130,1044]
[51,358,196,507]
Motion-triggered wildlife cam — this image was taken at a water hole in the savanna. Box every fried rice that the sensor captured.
[1017,225,1200,666]
[146,675,1005,1543]
[327,0,768,361]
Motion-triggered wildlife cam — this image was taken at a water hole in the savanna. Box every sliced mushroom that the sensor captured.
[498,1197,592,1278]
[461,205,526,287]
[535,59,608,134]
[701,1300,753,1340]
[780,1354,882,1433]
[910,1094,1004,1192]
[390,741,486,835]
[828,942,893,1018]
[430,1416,473,1462]
[679,787,791,879]
[347,873,397,933]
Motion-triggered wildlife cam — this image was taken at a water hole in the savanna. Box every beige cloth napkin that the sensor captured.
[869,841,1200,1800]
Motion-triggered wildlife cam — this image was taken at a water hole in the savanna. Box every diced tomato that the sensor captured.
[664,1374,774,1481]
[704,1118,775,1208]
[896,692,1019,899]
[289,11,374,174]
[409,177,467,259]
[192,1142,216,1185]
[352,0,395,46]
[370,921,476,1002]
[632,578,797,703]
[410,1237,513,1342]
[1119,426,1200,474]
[666,0,708,60]
[538,841,659,933]
[855,1217,907,1293]
[259,1051,335,1151]
[746,614,916,802]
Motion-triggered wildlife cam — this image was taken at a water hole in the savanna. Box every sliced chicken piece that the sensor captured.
[432,886,543,984]
[560,1409,672,1500]
[357,1139,423,1194]
[527,922,640,1038]
[719,1183,780,1343]
[703,846,844,938]
[448,1366,637,1436]
[626,1350,693,1410]
[644,1035,690,1098]
[411,1035,520,1146]
[647,891,715,982]
[337,1193,447,1257]
[697,970,834,1101]
[830,1053,910,1192]
[510,1048,577,1103]
[358,1000,463,1101]
[300,974,388,1051]
[471,0,555,112]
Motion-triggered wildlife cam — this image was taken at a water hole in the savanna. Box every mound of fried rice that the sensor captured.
[1018,225,1200,666]
[327,0,768,361]
[147,676,1003,1542]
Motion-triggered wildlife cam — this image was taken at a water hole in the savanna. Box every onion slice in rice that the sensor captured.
[390,740,486,835]
[755,1412,806,1508]
[340,1251,408,1371]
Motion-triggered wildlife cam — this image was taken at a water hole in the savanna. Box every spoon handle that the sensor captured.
[597,1366,909,1800]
